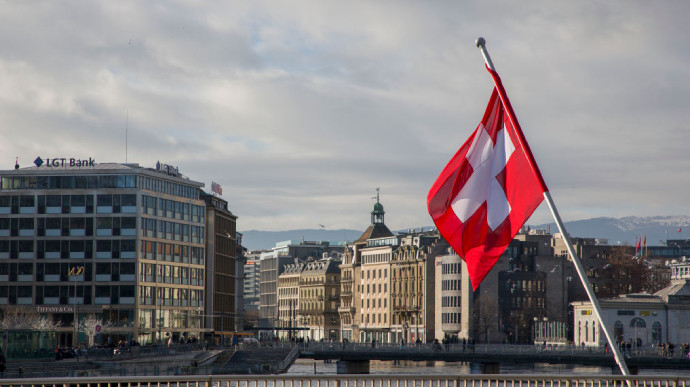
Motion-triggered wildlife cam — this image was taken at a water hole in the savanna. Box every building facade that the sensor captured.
[572,279,690,348]
[276,262,302,339]
[202,192,240,338]
[0,161,215,345]
[298,258,341,341]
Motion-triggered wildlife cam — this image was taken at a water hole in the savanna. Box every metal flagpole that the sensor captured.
[475,37,631,377]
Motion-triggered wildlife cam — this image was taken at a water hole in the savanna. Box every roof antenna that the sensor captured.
[14,157,19,170]
[125,110,129,163]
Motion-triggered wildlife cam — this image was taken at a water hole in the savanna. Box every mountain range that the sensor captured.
[239,216,690,251]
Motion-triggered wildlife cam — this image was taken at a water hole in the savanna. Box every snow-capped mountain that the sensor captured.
[533,215,690,246]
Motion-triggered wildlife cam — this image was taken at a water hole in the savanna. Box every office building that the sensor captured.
[0,160,211,345]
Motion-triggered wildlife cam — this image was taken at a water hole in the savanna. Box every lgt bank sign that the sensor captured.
[34,156,95,167]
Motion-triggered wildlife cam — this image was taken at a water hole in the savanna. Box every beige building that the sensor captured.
[299,258,341,341]
[276,262,302,339]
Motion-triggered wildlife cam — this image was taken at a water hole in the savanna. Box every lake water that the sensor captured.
[287,359,687,377]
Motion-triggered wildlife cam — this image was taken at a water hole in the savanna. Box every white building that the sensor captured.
[572,279,690,348]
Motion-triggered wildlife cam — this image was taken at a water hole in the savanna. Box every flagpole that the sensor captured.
[475,37,631,377]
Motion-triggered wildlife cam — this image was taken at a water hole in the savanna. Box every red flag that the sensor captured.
[428,66,547,290]
[678,227,682,233]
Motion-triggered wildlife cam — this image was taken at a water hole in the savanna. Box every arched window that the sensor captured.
[592,321,597,343]
[630,318,646,328]
[614,321,624,343]
[585,321,589,341]
[652,321,662,343]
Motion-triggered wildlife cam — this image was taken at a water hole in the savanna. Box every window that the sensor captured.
[613,320,624,343]
[652,321,662,344]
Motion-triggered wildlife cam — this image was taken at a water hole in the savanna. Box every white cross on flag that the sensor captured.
[427,67,547,290]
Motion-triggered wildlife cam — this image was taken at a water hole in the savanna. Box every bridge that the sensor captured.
[299,342,690,374]
[0,373,687,387]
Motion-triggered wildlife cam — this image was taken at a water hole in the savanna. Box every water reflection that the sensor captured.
[287,359,686,376]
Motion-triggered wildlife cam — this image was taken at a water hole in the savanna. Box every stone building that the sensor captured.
[299,258,341,341]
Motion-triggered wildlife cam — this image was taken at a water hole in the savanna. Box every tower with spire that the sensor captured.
[355,188,394,243]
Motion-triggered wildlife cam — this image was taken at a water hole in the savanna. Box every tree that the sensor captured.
[597,246,668,298]
[0,309,61,331]
[472,294,498,343]
[79,316,114,347]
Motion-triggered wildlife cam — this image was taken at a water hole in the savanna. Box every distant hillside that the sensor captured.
[239,216,690,251]
[240,229,364,251]
[532,215,690,246]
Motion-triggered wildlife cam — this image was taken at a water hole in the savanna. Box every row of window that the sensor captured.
[0,284,135,306]
[362,253,391,264]
[0,262,135,282]
[0,239,137,259]
[442,262,462,275]
[362,298,387,309]
[441,312,461,325]
[361,313,388,325]
[361,268,389,279]
[141,195,205,223]
[0,175,137,191]
[441,279,462,291]
[0,174,200,201]
[138,308,203,329]
[358,283,389,294]
[140,241,205,265]
[0,194,137,215]
[136,175,199,200]
[0,216,137,237]
[138,286,203,307]
[139,262,205,286]
[140,218,205,243]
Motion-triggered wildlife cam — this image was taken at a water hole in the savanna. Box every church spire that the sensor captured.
[371,187,385,225]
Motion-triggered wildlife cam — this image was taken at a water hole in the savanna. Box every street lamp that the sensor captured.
[69,265,84,348]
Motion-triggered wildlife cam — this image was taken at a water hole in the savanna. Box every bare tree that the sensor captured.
[598,246,668,298]
[79,315,114,347]
[472,295,498,343]
[0,309,61,331]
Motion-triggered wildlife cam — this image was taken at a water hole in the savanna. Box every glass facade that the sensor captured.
[0,163,207,346]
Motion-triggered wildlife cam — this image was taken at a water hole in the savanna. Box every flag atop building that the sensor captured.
[427,66,547,290]
[211,181,223,196]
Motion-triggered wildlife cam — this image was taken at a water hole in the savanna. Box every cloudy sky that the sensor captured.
[1,1,689,233]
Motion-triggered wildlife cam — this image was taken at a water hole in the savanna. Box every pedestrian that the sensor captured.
[371,338,376,350]
[400,338,405,349]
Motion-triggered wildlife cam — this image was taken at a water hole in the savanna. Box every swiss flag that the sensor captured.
[428,67,547,290]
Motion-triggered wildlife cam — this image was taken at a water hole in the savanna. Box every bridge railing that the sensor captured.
[301,342,690,360]
[0,373,687,387]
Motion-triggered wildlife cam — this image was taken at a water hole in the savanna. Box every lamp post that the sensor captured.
[69,265,84,348]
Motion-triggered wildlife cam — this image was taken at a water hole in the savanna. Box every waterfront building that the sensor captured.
[572,279,690,348]
[243,252,263,328]
[259,240,339,335]
[276,261,303,339]
[0,161,209,345]
[390,231,447,344]
[340,193,394,344]
[201,192,241,337]
[299,257,341,341]
[468,230,565,344]
[340,191,447,344]
[434,250,472,342]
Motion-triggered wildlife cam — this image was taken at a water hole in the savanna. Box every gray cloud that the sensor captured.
[1,1,689,232]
